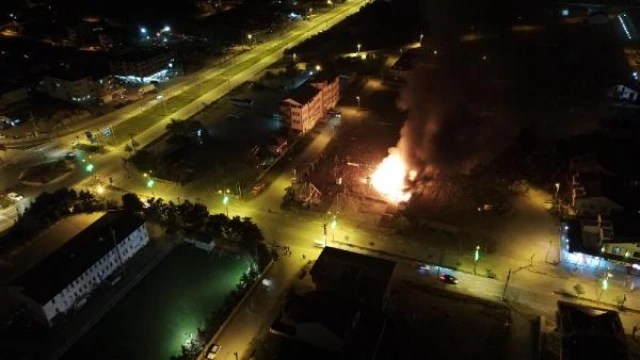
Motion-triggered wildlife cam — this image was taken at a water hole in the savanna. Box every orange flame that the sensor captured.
[371,152,413,202]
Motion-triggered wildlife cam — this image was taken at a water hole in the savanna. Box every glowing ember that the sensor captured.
[371,153,412,202]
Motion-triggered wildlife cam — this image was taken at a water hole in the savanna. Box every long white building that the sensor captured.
[7,211,149,327]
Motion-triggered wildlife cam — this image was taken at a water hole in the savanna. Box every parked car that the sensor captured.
[206,344,221,359]
[7,192,24,201]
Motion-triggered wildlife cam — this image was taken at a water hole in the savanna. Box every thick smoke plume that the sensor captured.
[393,62,517,180]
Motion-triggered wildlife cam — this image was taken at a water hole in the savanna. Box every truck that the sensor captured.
[230,98,254,108]
[138,84,156,95]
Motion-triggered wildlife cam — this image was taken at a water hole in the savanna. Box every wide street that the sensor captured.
[0,0,368,232]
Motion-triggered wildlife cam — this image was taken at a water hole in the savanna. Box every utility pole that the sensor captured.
[502,268,512,300]
[323,223,327,247]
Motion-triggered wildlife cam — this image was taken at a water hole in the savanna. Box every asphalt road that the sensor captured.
[0,0,368,231]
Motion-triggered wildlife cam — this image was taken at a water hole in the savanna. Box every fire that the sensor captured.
[371,152,413,202]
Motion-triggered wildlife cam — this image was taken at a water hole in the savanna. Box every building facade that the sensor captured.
[8,211,149,326]
[280,75,340,134]
[40,65,112,104]
[110,49,176,83]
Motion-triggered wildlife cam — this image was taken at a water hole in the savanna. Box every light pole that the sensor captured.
[555,182,560,198]
[357,43,361,54]
[356,96,360,109]
[157,94,168,115]
[223,195,229,216]
[247,33,253,47]
[598,275,609,301]
[323,223,328,247]
[473,245,480,275]
[419,32,424,45]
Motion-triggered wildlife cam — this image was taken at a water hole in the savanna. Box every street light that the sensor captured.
[97,185,104,194]
[223,195,229,216]
[356,96,361,109]
[357,43,361,54]
[315,64,321,71]
[85,163,94,172]
[473,245,480,275]
[419,32,424,44]
[146,179,155,188]
[140,27,147,34]
[555,182,560,198]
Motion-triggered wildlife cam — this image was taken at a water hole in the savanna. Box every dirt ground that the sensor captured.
[376,280,514,360]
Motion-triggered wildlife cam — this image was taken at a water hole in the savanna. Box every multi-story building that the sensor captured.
[7,211,149,327]
[280,74,340,134]
[110,48,176,83]
[41,65,112,104]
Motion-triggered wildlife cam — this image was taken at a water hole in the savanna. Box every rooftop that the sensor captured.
[604,212,640,240]
[273,291,359,341]
[556,301,628,360]
[45,62,110,82]
[12,211,145,305]
[112,47,174,63]
[310,247,395,308]
[284,84,320,105]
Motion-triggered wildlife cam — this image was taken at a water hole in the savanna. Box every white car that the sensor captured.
[206,344,221,359]
[7,192,24,201]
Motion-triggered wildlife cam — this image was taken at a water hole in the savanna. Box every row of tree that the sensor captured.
[0,188,118,252]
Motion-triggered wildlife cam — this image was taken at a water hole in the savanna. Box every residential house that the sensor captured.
[309,247,396,311]
[280,74,340,134]
[545,301,629,360]
[608,84,639,102]
[5,211,149,327]
[571,179,625,217]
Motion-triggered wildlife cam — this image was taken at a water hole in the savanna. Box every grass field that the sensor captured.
[63,245,249,360]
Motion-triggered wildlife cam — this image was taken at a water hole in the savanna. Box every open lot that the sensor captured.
[377,280,513,360]
[131,80,287,188]
[62,245,249,360]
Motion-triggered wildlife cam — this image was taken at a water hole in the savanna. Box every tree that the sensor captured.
[121,193,144,212]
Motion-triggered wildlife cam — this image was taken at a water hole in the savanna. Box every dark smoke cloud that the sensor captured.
[394,61,518,178]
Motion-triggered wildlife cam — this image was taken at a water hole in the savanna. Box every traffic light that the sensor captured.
[85,163,94,172]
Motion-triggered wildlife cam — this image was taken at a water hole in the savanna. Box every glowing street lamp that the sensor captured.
[356,96,361,109]
[85,163,94,172]
[140,27,147,34]
[97,185,104,194]
[473,245,480,275]
[162,25,171,32]
[146,179,155,188]
[315,64,321,71]
[223,195,229,216]
[357,43,361,54]
[555,182,560,197]
[419,32,424,44]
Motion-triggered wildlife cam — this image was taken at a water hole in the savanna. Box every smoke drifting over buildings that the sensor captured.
[393,63,518,180]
